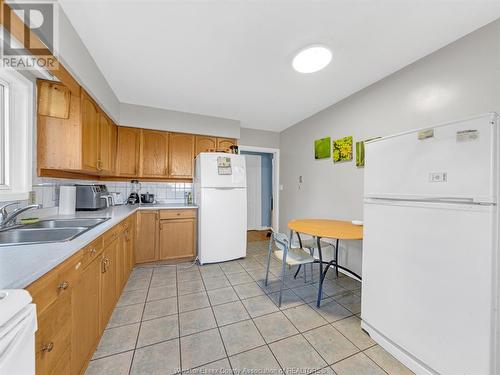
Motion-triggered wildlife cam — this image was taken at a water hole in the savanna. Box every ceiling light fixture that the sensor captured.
[292,45,332,73]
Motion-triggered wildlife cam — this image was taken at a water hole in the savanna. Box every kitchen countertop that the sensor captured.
[0,203,198,289]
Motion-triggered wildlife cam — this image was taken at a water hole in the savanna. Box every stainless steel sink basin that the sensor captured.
[0,217,110,246]
[23,218,109,229]
[0,227,87,246]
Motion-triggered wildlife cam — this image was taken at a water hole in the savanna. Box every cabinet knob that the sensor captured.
[42,342,54,352]
[90,248,97,254]
[58,281,69,290]
[176,212,180,216]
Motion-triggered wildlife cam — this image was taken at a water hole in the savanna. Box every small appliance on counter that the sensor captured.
[75,184,111,211]
[127,179,141,205]
[140,192,156,204]
[110,192,124,205]
[58,185,76,214]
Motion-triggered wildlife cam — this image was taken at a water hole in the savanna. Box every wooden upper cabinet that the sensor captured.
[81,91,99,171]
[116,126,141,177]
[169,133,195,178]
[217,138,237,152]
[98,113,115,174]
[37,80,71,119]
[140,130,169,178]
[195,135,217,156]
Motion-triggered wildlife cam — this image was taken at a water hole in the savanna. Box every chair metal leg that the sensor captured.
[334,239,339,277]
[264,237,272,286]
[279,251,287,307]
[316,236,324,307]
[293,264,302,279]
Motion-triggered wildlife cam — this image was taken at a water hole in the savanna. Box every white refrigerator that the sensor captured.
[194,153,247,264]
[361,113,499,375]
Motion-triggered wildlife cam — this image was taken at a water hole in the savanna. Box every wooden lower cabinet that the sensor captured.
[135,210,158,263]
[100,236,119,329]
[71,255,101,375]
[159,218,196,260]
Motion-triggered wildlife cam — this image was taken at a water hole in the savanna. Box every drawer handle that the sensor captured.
[42,342,54,352]
[90,248,97,254]
[102,258,110,273]
[58,281,69,290]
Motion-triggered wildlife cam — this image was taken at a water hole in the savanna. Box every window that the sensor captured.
[0,67,33,201]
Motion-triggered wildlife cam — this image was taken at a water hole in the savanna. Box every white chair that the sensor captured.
[293,234,333,282]
[264,232,315,307]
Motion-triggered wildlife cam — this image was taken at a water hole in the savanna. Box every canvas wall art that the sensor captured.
[333,136,353,162]
[356,137,381,167]
[314,137,331,159]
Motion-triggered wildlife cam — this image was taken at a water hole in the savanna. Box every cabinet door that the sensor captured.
[195,135,217,156]
[100,238,118,329]
[81,91,99,171]
[37,80,70,119]
[141,130,169,177]
[116,126,141,176]
[135,210,158,263]
[217,138,236,152]
[159,218,196,260]
[71,256,101,375]
[98,112,115,174]
[169,133,195,178]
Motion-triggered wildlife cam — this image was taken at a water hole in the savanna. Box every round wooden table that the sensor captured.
[288,219,363,307]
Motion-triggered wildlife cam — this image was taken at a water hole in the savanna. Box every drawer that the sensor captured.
[103,224,122,247]
[81,237,103,268]
[160,209,197,220]
[57,253,83,293]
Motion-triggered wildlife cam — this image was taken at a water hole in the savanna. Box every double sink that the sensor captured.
[0,218,110,246]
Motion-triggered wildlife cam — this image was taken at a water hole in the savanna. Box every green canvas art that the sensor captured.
[356,137,381,167]
[314,137,331,159]
[333,136,353,162]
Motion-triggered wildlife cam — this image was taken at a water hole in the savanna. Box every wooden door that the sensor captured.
[98,112,114,174]
[169,133,195,178]
[81,91,99,171]
[195,135,217,155]
[116,126,141,176]
[140,130,169,177]
[135,210,158,263]
[124,222,134,276]
[71,256,101,375]
[116,231,126,292]
[159,218,196,260]
[100,237,118,329]
[217,138,236,152]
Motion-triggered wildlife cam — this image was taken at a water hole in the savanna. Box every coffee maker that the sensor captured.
[127,180,141,204]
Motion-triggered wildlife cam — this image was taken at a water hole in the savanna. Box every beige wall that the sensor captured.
[239,128,280,149]
[279,19,500,275]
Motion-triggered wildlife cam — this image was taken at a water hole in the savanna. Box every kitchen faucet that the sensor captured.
[0,203,42,228]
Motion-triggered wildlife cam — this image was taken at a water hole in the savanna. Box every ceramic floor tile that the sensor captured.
[199,264,224,279]
[131,339,180,375]
[147,285,177,302]
[365,346,415,375]
[180,328,227,370]
[143,296,178,320]
[203,275,232,291]
[331,353,385,375]
[241,295,279,318]
[303,325,359,365]
[178,291,210,312]
[185,358,232,375]
[308,298,353,323]
[255,277,287,294]
[180,307,217,336]
[292,284,322,303]
[213,301,250,326]
[229,346,281,374]
[269,289,304,309]
[107,304,144,329]
[207,286,240,306]
[332,316,376,350]
[137,314,179,348]
[219,319,265,356]
[269,334,327,374]
[150,274,177,288]
[178,279,206,296]
[92,323,140,359]
[233,282,266,299]
[85,351,133,375]
[226,271,254,286]
[282,304,328,332]
[253,311,299,343]
[335,277,362,291]
[177,270,202,283]
[220,261,246,274]
[334,292,361,314]
[124,276,150,292]
[116,289,148,307]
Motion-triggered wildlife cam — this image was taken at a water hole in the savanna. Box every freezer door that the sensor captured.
[198,187,247,264]
[364,114,498,203]
[361,200,496,375]
[196,153,246,188]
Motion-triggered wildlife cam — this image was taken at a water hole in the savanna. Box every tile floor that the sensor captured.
[85,240,414,375]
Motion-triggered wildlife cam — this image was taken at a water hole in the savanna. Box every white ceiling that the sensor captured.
[59,0,500,132]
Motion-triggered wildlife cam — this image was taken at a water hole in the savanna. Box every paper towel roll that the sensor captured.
[59,186,76,215]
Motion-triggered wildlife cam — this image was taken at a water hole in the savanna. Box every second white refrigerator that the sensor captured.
[194,153,247,264]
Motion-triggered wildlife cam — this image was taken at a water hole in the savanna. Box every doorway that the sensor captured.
[239,146,279,233]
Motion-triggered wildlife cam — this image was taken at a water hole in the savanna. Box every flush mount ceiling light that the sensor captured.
[292,45,332,73]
